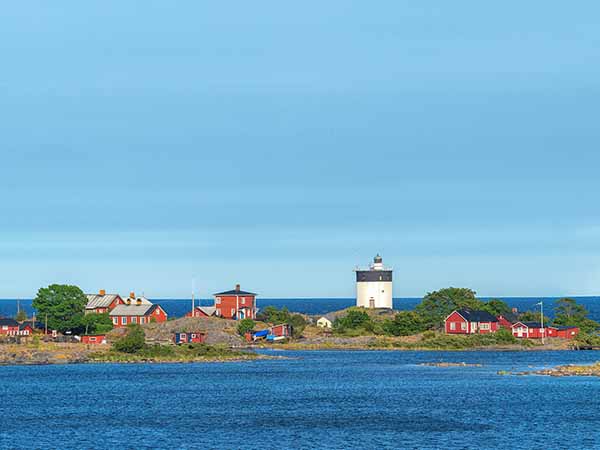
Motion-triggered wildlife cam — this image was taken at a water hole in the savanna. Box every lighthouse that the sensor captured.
[355,254,393,309]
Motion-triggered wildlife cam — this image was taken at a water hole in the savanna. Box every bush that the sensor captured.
[113,325,146,353]
[237,318,255,336]
[382,311,427,336]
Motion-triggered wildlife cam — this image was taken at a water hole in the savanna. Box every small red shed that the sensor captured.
[511,322,547,339]
[82,335,107,345]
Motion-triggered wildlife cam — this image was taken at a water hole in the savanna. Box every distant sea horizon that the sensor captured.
[1,296,599,320]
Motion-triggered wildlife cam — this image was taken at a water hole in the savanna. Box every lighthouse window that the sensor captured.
[379,276,382,281]
[216,297,221,304]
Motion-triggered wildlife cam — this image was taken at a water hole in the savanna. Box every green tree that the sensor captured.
[383,311,426,336]
[256,306,307,338]
[81,313,113,335]
[113,325,145,353]
[334,309,371,332]
[287,314,307,338]
[518,310,551,324]
[482,299,510,316]
[32,284,87,333]
[553,298,599,333]
[15,308,27,322]
[237,318,255,336]
[415,287,483,329]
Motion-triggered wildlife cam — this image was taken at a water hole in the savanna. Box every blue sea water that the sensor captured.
[1,296,600,320]
[1,349,600,449]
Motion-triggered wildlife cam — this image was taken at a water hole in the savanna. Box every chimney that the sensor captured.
[136,298,142,306]
[99,289,106,296]
[130,292,135,299]
[235,284,240,292]
[512,307,518,314]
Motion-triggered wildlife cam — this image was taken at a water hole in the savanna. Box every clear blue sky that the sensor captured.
[1,2,599,298]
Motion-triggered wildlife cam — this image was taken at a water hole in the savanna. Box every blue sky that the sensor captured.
[1,1,599,298]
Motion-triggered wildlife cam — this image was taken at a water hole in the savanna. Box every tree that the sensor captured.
[334,309,371,331]
[482,299,510,316]
[256,306,307,338]
[415,287,483,329]
[113,325,145,353]
[15,309,27,322]
[81,313,113,335]
[237,318,255,336]
[518,310,551,324]
[32,284,87,333]
[553,298,599,333]
[383,311,426,336]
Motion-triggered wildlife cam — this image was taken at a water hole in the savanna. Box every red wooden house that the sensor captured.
[214,284,257,320]
[0,318,20,335]
[445,309,500,334]
[547,325,579,339]
[109,301,168,328]
[85,290,124,314]
[511,322,547,339]
[497,310,519,329]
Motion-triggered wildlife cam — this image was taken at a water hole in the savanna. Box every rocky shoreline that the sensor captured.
[513,362,600,377]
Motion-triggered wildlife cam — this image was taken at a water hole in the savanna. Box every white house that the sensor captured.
[317,316,333,328]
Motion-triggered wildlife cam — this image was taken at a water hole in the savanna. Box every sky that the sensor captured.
[1,1,599,298]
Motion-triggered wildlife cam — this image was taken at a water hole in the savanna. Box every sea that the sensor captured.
[2,297,600,449]
[2,296,600,320]
[2,349,600,449]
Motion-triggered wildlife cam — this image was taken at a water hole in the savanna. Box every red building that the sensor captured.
[554,326,580,339]
[445,310,500,334]
[173,332,206,344]
[0,318,20,335]
[511,322,547,339]
[109,302,168,328]
[85,290,124,314]
[214,284,257,320]
[185,306,217,318]
[497,310,519,329]
[81,335,107,345]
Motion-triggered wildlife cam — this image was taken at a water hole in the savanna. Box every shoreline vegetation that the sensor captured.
[2,285,600,366]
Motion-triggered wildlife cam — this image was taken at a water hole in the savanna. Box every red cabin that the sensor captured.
[173,332,206,344]
[0,318,20,335]
[109,303,168,328]
[511,322,547,339]
[547,325,580,339]
[497,310,519,329]
[445,310,499,335]
[81,335,107,345]
[213,284,257,320]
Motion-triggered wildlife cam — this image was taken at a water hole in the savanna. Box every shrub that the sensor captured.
[113,325,145,353]
[237,318,255,336]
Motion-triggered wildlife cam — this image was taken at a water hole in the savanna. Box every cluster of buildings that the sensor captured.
[0,318,40,336]
[445,309,580,339]
[86,290,168,327]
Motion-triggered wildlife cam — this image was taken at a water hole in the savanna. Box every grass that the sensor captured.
[89,343,260,363]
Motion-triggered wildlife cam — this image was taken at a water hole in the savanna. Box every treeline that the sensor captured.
[333,287,600,338]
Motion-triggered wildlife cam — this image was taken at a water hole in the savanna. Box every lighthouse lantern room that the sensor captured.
[355,254,393,309]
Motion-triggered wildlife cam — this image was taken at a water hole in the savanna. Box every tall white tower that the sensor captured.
[355,254,393,309]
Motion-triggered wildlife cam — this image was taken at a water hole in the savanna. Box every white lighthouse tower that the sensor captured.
[355,254,393,309]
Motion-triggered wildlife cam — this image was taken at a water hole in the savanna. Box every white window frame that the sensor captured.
[460,322,467,331]
[241,297,246,305]
[215,297,221,304]
[231,308,236,316]
[450,322,456,331]
[131,317,137,324]
[112,317,118,325]
[121,317,127,325]
[140,317,145,324]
